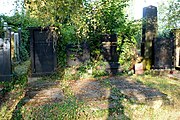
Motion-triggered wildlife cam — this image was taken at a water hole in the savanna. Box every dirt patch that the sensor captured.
[69,79,110,101]
[22,78,64,106]
[20,76,168,109]
[108,77,167,102]
[69,76,168,110]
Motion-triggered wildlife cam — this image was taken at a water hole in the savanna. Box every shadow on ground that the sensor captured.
[11,74,168,119]
[69,76,168,119]
[11,77,64,119]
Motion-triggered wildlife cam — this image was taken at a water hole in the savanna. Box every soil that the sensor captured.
[19,76,169,110]
[22,78,64,106]
[69,76,168,109]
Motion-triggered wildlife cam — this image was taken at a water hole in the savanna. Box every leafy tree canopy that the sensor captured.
[158,0,180,35]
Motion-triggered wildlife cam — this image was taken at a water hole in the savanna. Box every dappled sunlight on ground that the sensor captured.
[1,73,180,120]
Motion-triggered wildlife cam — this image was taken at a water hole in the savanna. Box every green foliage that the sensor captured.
[13,97,86,120]
[0,81,13,96]
[84,0,139,70]
[0,60,29,99]
[1,12,41,61]
[158,29,173,39]
[61,25,77,44]
[117,21,139,71]
[0,74,27,97]
[83,0,129,34]
[92,61,108,77]
[99,0,128,34]
[16,0,140,71]
[158,0,180,35]
[25,0,83,26]
[25,0,139,69]
[81,0,129,60]
[62,60,108,80]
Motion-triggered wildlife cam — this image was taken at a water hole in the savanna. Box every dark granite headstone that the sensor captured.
[29,27,57,76]
[0,38,12,81]
[101,34,120,74]
[153,38,174,69]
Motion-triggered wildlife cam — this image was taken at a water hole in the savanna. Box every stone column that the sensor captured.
[14,33,20,62]
[141,5,157,70]
[18,28,22,62]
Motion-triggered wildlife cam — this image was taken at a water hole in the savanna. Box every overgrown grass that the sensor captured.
[131,75,180,106]
[62,61,108,81]
[11,72,93,120]
[123,74,180,120]
[9,61,109,120]
[13,96,88,120]
[0,60,30,119]
[1,60,180,120]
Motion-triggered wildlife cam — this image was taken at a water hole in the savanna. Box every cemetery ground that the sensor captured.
[0,61,180,120]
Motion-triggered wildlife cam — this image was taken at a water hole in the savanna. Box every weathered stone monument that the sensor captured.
[0,24,12,81]
[101,34,120,74]
[14,33,20,62]
[153,37,174,69]
[141,5,157,70]
[174,29,180,69]
[66,42,90,66]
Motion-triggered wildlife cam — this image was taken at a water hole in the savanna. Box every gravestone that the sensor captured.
[18,28,21,47]
[29,27,57,76]
[14,33,20,62]
[0,38,12,81]
[153,38,174,69]
[101,34,120,74]
[66,42,90,66]
[141,5,157,69]
[174,29,180,69]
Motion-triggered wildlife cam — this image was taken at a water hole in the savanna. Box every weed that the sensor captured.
[126,74,180,120]
[0,60,29,119]
[13,96,89,120]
